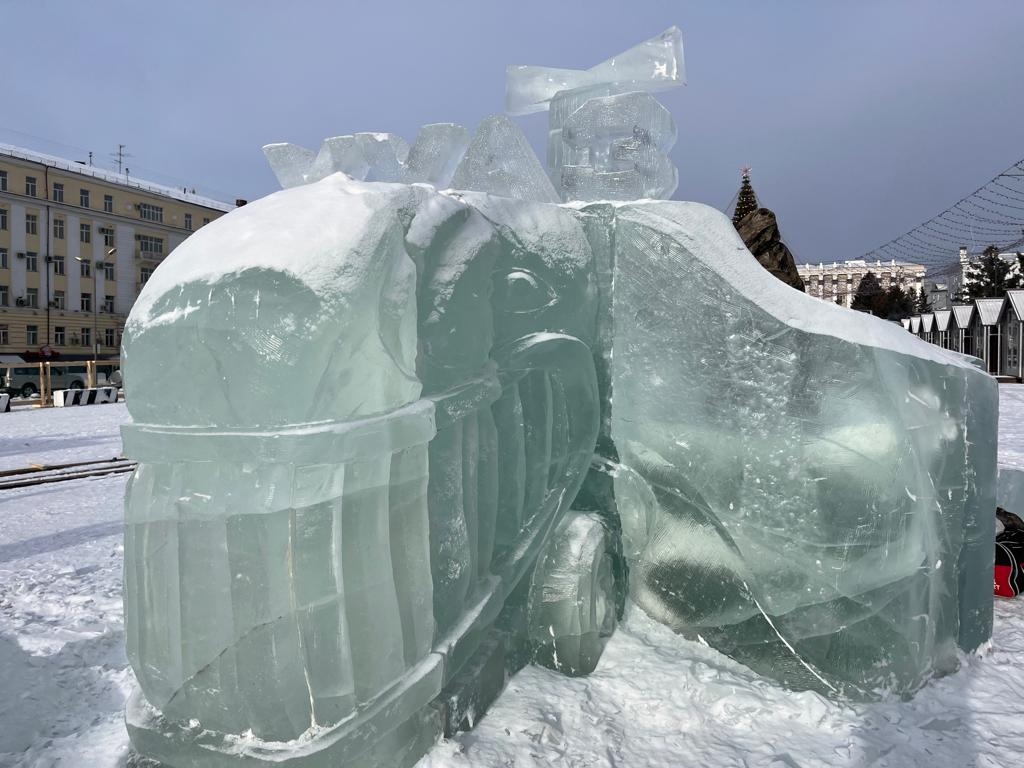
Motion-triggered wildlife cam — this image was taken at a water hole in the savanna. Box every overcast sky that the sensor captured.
[2,1,1022,263]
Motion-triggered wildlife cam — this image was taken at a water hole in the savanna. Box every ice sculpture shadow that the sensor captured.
[0,520,122,564]
[0,631,130,757]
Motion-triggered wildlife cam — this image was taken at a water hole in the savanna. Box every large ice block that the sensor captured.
[593,200,997,697]
[506,26,686,115]
[550,89,678,201]
[450,116,560,203]
[121,174,602,766]
[262,124,470,190]
[507,28,684,202]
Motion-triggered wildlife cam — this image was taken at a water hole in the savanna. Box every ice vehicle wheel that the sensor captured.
[527,511,618,676]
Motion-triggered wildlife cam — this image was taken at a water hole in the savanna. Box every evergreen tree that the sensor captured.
[884,284,915,320]
[851,271,883,313]
[915,285,930,313]
[962,245,1020,300]
[732,167,759,226]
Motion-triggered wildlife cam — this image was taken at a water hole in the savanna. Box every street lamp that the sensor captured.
[74,254,101,385]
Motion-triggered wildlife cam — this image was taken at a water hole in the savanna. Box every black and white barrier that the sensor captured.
[54,387,118,407]
[0,393,9,413]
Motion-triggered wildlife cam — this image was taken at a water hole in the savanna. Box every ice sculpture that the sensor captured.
[508,26,684,201]
[505,26,686,116]
[265,123,471,189]
[593,201,996,696]
[121,26,997,768]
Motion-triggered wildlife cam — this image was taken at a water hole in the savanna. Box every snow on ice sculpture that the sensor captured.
[120,27,997,768]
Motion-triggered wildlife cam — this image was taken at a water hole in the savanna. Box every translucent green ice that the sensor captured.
[595,200,996,697]
[120,28,996,768]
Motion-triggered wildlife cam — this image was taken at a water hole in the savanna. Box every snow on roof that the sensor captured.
[910,316,921,333]
[1006,290,1024,322]
[0,143,234,212]
[976,297,1005,326]
[933,309,952,332]
[952,304,974,328]
[921,314,935,333]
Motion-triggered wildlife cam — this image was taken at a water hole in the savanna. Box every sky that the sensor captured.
[1,0,1022,264]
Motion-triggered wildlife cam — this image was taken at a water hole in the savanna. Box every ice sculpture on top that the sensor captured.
[508,26,684,201]
[120,25,997,768]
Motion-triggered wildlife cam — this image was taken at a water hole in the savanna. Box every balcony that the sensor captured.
[134,247,164,262]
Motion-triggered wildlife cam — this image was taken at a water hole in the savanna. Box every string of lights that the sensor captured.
[862,156,1024,273]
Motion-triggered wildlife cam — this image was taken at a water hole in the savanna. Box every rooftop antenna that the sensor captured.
[111,144,133,174]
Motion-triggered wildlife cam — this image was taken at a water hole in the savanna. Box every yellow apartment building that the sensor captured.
[0,144,236,362]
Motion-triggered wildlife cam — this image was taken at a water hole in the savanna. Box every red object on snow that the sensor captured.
[995,530,1024,598]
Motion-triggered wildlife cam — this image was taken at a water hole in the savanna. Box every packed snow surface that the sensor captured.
[1,392,1023,767]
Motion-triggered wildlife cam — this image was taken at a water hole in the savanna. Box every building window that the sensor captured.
[80,223,91,243]
[25,177,37,197]
[138,203,163,223]
[0,248,6,269]
[136,235,164,256]
[203,217,210,226]
[0,170,6,192]
[80,259,91,278]
[54,326,65,345]
[140,266,153,285]
[26,325,38,346]
[0,325,7,345]
[53,255,65,275]
[104,327,116,347]
[103,194,113,213]
[53,290,65,310]
[52,183,64,203]
[100,227,115,247]
[80,189,90,208]
[0,285,7,306]
[81,292,92,312]
[103,263,115,281]
[26,287,38,308]
[81,327,91,348]
[0,208,6,230]
[26,214,38,235]
[184,213,192,230]
[25,252,38,272]
[103,294,115,312]
[53,218,65,239]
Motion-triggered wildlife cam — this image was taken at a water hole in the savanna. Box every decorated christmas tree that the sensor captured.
[732,168,805,291]
[732,166,759,225]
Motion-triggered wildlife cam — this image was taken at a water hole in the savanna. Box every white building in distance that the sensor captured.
[797,259,926,308]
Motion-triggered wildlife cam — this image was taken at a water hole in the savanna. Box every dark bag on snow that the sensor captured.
[995,524,1024,598]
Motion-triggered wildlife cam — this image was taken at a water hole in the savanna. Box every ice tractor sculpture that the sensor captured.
[120,28,997,768]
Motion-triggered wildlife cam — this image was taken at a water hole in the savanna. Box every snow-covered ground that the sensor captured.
[2,391,1023,768]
